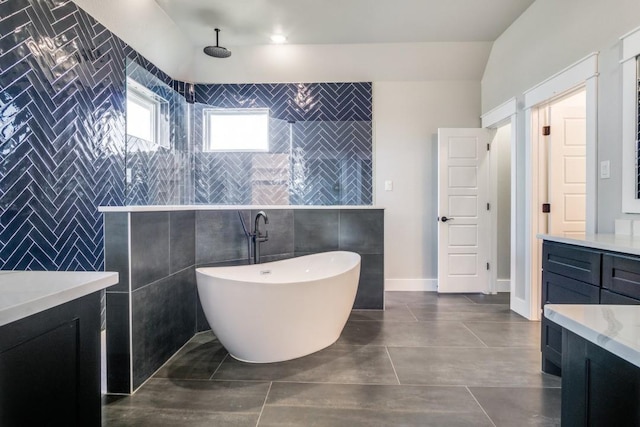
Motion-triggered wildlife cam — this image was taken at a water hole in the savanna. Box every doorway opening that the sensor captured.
[530,88,587,317]
[491,123,512,294]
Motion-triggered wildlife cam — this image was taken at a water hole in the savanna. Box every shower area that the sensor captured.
[124,58,373,207]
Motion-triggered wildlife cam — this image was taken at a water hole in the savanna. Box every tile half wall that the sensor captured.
[104,208,384,393]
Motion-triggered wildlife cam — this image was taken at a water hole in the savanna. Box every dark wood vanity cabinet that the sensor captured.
[541,241,640,376]
[561,329,640,426]
[541,242,601,375]
[0,292,101,426]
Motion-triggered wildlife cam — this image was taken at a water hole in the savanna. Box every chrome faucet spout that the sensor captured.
[253,211,269,264]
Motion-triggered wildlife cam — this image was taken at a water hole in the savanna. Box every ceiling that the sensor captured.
[154,0,536,48]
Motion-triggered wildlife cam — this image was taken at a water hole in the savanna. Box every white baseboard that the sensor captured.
[495,279,511,293]
[385,279,437,291]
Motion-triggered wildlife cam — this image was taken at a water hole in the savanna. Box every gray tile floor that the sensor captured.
[103,292,561,426]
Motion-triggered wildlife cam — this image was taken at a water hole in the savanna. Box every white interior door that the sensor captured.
[548,94,586,237]
[437,128,492,293]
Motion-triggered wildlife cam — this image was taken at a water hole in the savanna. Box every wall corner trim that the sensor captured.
[523,52,599,109]
[481,97,517,128]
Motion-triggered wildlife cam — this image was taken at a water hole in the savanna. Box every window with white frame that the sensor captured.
[203,108,269,152]
[621,27,640,212]
[126,79,168,148]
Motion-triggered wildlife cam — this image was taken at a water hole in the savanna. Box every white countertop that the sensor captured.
[544,304,640,368]
[99,205,384,212]
[0,271,119,327]
[537,233,640,256]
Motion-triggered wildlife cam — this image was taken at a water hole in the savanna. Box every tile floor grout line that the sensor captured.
[255,381,273,427]
[385,346,402,385]
[209,353,229,380]
[466,386,498,427]
[461,322,490,348]
[406,304,420,322]
[462,295,478,304]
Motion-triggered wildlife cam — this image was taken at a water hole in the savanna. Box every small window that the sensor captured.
[203,108,269,152]
[126,79,167,148]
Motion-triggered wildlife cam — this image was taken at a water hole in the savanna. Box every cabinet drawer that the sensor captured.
[600,289,640,305]
[542,271,600,307]
[602,253,640,300]
[542,241,601,285]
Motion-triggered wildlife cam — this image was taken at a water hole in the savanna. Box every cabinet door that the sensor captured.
[562,329,640,427]
[542,241,601,285]
[603,253,640,299]
[600,289,640,305]
[541,270,599,376]
[0,293,100,426]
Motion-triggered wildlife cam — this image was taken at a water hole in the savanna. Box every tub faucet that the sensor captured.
[253,211,269,264]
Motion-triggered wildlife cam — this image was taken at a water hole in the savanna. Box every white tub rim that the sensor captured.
[196,251,361,285]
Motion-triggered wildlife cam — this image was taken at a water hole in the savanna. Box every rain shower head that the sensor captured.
[204,28,232,58]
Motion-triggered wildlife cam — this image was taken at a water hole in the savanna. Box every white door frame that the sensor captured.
[481,98,518,306]
[523,53,599,320]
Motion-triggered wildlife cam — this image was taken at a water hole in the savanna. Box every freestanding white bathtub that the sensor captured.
[196,251,361,363]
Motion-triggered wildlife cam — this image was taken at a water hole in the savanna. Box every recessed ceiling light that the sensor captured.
[270,34,287,44]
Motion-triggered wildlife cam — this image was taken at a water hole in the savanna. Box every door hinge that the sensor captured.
[486,262,490,270]
[487,203,490,211]
[542,126,551,136]
[487,143,490,151]
[542,203,551,213]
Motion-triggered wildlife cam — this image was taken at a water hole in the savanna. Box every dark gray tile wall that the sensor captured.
[196,210,251,264]
[293,210,340,253]
[104,213,130,293]
[131,212,170,290]
[105,211,197,393]
[355,254,384,309]
[339,210,385,254]
[131,267,197,389]
[106,292,131,394]
[170,211,196,273]
[104,208,383,393]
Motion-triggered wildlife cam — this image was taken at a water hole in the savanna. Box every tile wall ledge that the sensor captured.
[99,205,384,212]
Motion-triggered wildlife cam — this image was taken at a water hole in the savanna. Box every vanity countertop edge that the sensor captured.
[537,233,640,256]
[544,304,640,369]
[0,271,118,327]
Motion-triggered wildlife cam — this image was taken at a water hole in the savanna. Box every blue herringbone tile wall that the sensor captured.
[0,0,374,269]
[0,0,174,270]
[194,83,373,205]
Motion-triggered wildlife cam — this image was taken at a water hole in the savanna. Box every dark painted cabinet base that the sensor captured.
[0,293,101,426]
[561,329,640,426]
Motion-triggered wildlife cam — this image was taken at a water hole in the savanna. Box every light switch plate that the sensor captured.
[600,160,610,179]
[384,180,393,191]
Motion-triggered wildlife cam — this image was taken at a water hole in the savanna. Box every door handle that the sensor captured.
[440,216,454,223]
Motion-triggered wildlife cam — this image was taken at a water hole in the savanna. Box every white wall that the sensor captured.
[374,81,481,290]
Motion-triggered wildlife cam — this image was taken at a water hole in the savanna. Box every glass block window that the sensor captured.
[203,108,269,152]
